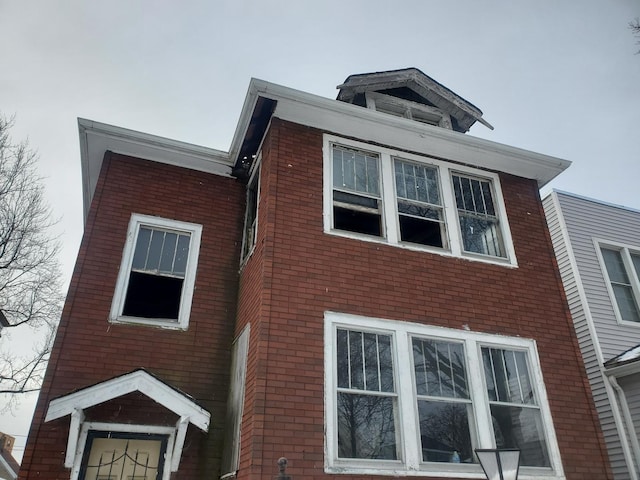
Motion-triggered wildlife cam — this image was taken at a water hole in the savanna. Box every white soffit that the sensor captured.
[45,369,210,432]
[232,79,570,187]
[79,118,233,222]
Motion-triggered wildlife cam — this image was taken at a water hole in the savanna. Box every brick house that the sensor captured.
[20,68,611,480]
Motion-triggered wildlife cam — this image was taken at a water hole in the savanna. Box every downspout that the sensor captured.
[609,374,640,479]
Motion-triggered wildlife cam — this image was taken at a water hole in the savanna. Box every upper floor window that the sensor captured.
[241,161,261,263]
[325,312,563,477]
[599,245,640,324]
[110,214,202,330]
[323,135,516,266]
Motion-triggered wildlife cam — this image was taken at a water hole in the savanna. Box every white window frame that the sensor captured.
[323,135,517,267]
[71,422,175,480]
[595,239,640,327]
[240,157,261,265]
[110,213,202,330]
[324,312,564,478]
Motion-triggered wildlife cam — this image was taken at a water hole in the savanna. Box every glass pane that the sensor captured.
[173,234,190,275]
[159,232,178,274]
[395,160,440,206]
[632,254,640,279]
[355,153,367,193]
[413,338,468,399]
[146,230,164,271]
[83,435,164,480]
[349,331,364,390]
[612,284,640,322]
[367,157,380,196]
[333,147,343,188]
[132,227,152,270]
[418,400,475,463]
[459,215,505,258]
[397,201,442,220]
[344,152,355,191]
[364,333,380,391]
[378,335,394,393]
[602,249,630,283]
[483,348,535,406]
[491,404,550,467]
[337,329,349,389]
[337,393,397,460]
[481,181,496,215]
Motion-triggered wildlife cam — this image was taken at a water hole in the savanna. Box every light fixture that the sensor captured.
[475,448,520,480]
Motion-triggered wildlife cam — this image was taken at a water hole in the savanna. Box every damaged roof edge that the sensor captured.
[230,78,570,186]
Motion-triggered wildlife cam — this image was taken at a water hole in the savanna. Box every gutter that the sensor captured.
[608,374,640,479]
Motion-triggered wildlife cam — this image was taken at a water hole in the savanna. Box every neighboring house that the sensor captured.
[0,433,19,480]
[544,191,640,480]
[20,68,611,480]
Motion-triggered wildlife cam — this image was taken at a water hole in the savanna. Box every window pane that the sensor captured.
[395,160,441,206]
[337,329,349,389]
[337,393,397,460]
[458,215,505,258]
[612,284,640,322]
[159,232,178,274]
[632,254,640,279]
[602,249,630,284]
[146,230,164,271]
[491,404,550,467]
[338,329,394,392]
[131,227,152,270]
[483,348,535,405]
[418,400,475,464]
[378,335,394,392]
[366,157,379,195]
[349,331,364,390]
[173,234,190,275]
[364,333,380,391]
[413,338,468,399]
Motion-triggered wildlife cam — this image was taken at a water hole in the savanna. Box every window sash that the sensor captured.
[601,246,640,323]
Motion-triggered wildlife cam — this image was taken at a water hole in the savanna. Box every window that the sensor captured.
[599,245,640,324]
[79,431,168,480]
[332,145,383,237]
[325,312,563,477]
[110,214,202,330]
[323,135,516,266]
[241,162,260,262]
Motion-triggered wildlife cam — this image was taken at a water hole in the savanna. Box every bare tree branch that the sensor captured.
[631,18,640,54]
[0,114,63,409]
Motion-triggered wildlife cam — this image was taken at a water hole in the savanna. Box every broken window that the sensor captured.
[452,174,505,258]
[110,214,202,330]
[332,146,383,237]
[394,159,445,248]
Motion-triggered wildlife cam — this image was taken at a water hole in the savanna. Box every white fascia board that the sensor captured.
[232,79,570,187]
[79,118,233,222]
[45,370,210,431]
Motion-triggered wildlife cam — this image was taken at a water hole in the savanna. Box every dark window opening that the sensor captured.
[123,272,183,320]
[334,206,382,237]
[399,216,443,247]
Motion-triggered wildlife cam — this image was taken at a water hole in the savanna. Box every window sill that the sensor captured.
[325,228,518,268]
[110,315,188,331]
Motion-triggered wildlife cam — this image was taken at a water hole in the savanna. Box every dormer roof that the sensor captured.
[336,68,493,133]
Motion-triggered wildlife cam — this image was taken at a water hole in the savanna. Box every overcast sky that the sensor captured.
[1,0,639,463]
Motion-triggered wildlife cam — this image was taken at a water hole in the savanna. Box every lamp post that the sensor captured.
[475,449,520,480]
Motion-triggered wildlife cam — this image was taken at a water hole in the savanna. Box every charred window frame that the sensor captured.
[324,312,563,477]
[241,161,261,263]
[110,214,202,330]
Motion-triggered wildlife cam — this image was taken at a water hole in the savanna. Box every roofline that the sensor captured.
[79,118,233,223]
[230,78,570,186]
[547,189,640,215]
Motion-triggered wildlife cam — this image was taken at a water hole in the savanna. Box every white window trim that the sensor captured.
[322,134,517,267]
[110,213,202,330]
[594,239,640,328]
[240,157,261,266]
[71,422,176,480]
[324,311,564,478]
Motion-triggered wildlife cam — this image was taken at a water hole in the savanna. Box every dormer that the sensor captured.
[336,68,493,133]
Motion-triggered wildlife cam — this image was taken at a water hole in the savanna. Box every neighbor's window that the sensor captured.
[600,246,640,323]
[325,313,562,476]
[332,146,383,237]
[324,136,515,265]
[110,214,202,330]
[79,431,168,480]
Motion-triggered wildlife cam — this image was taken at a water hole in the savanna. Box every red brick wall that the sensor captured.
[235,119,611,479]
[19,153,244,479]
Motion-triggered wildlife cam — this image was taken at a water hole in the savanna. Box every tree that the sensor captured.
[631,18,640,54]
[0,115,63,407]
